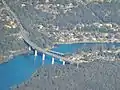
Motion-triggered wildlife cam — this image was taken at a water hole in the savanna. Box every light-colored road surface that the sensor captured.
[2,0,67,61]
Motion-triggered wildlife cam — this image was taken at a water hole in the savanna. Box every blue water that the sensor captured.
[0,53,63,90]
[52,43,120,54]
[0,43,120,90]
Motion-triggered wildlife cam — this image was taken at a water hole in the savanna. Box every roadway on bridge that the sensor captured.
[2,0,67,61]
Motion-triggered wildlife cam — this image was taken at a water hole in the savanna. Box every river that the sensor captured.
[0,43,120,90]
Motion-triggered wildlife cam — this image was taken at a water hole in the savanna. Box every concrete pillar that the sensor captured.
[63,61,65,65]
[77,63,79,68]
[52,57,55,64]
[34,50,37,56]
[42,53,45,61]
[60,58,62,61]
[28,46,31,51]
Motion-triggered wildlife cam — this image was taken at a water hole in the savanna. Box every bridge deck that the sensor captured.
[2,0,67,61]
[48,50,64,56]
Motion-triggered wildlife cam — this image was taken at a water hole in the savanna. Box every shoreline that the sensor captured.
[1,42,119,89]
[54,41,120,45]
[0,49,32,64]
[1,41,120,64]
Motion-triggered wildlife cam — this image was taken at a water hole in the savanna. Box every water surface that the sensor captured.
[0,43,120,90]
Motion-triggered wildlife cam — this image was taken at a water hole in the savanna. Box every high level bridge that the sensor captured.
[2,0,66,65]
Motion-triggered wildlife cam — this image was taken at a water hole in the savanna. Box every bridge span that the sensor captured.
[2,0,67,62]
[47,50,64,56]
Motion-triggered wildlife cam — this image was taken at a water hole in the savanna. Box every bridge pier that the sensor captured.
[28,46,31,51]
[34,50,38,56]
[60,58,62,61]
[63,61,65,65]
[42,53,45,61]
[52,57,55,64]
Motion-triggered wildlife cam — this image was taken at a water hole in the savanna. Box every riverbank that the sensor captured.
[65,48,120,65]
[0,46,64,90]
[1,42,120,64]
[0,42,119,90]
[54,41,120,45]
[52,42,120,65]
[0,49,31,64]
[13,61,120,90]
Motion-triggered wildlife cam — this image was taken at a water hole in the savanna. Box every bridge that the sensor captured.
[47,50,64,56]
[2,0,66,65]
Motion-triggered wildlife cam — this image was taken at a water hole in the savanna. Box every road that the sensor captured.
[2,0,67,61]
